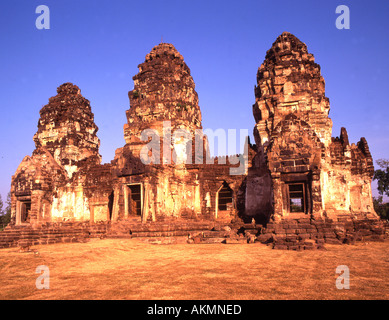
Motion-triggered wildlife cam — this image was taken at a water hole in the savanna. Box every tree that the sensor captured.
[373,159,389,220]
[373,196,389,221]
[0,194,4,230]
[373,159,389,197]
[0,192,11,230]
[0,194,4,217]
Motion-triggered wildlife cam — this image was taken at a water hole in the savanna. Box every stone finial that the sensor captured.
[56,82,81,95]
[265,31,308,60]
[145,43,184,62]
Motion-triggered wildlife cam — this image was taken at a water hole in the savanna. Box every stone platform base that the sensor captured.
[0,222,92,249]
[0,216,387,250]
[0,219,245,249]
[256,216,388,250]
[106,219,260,244]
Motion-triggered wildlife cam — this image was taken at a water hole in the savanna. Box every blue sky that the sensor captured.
[0,0,388,203]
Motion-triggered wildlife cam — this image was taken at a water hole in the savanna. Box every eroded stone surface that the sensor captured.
[124,43,202,145]
[247,32,376,222]
[112,43,245,222]
[34,83,101,175]
[6,34,384,249]
[11,83,111,225]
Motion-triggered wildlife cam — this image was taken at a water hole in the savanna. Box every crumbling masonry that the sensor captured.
[1,32,386,250]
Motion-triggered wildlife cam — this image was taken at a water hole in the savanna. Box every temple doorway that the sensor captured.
[287,183,307,214]
[20,200,31,223]
[127,184,142,216]
[217,182,233,211]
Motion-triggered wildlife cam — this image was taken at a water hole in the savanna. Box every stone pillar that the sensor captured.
[29,191,40,224]
[111,187,120,221]
[311,171,323,219]
[272,174,283,221]
[194,180,201,216]
[89,204,95,224]
[123,184,129,219]
[215,186,220,219]
[142,182,149,223]
[15,200,21,226]
[34,190,45,225]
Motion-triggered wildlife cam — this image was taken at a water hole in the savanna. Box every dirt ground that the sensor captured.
[0,238,388,300]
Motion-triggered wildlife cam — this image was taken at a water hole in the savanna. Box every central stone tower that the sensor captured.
[110,42,247,223]
[112,43,206,221]
[125,43,202,139]
[120,43,204,166]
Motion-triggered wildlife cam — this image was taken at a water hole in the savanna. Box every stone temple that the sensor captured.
[2,32,386,250]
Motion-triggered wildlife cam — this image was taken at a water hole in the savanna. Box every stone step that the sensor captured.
[140,237,189,245]
[222,238,248,244]
[106,234,132,239]
[198,230,229,238]
[131,230,193,237]
[188,237,226,244]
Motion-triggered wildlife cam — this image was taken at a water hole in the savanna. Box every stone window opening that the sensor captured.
[288,183,306,213]
[217,182,234,211]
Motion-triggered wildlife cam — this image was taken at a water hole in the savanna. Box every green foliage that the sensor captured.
[373,196,389,221]
[0,194,3,216]
[373,159,389,197]
[376,159,389,168]
[0,192,11,230]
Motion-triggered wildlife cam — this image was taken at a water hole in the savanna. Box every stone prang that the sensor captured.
[3,33,386,250]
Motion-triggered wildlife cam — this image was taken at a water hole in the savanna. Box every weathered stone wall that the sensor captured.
[6,34,382,251]
[33,83,101,173]
[247,32,377,222]
[113,43,247,222]
[320,129,375,217]
[253,32,332,148]
[257,217,387,250]
[10,83,108,226]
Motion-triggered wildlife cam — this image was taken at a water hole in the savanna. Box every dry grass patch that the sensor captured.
[0,238,388,300]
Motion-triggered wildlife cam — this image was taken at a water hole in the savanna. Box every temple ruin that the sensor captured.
[1,32,386,249]
[247,32,376,222]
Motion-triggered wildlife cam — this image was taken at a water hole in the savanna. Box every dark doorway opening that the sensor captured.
[20,201,31,223]
[128,184,142,216]
[218,182,233,211]
[108,191,114,220]
[288,183,306,213]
